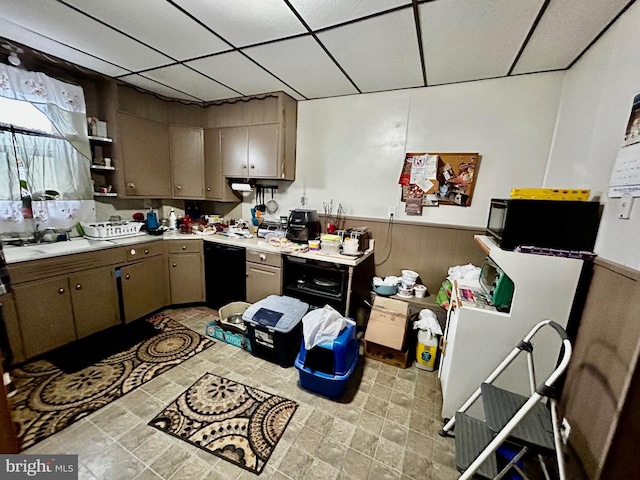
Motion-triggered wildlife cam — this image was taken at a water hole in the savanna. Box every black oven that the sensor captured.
[486,198,601,251]
[282,255,348,313]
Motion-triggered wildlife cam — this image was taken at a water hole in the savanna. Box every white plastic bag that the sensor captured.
[302,306,355,350]
[413,309,443,336]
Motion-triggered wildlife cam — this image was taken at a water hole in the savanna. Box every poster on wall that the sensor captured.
[609,93,640,197]
[399,152,480,213]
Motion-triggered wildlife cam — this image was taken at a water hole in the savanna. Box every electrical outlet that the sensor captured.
[388,206,397,218]
[561,418,571,444]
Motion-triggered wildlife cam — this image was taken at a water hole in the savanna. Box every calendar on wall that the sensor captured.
[609,92,640,197]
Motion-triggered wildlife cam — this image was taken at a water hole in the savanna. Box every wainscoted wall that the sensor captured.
[561,259,640,480]
[340,216,486,295]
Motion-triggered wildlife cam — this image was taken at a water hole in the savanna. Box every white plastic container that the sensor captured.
[415,329,438,371]
[169,209,177,230]
[401,269,419,285]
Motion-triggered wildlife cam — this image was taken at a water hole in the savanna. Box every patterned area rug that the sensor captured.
[149,373,298,475]
[8,313,213,450]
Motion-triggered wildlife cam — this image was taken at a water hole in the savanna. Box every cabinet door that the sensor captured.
[118,113,171,197]
[0,293,25,364]
[170,125,205,199]
[204,128,240,201]
[120,257,168,324]
[246,262,281,304]
[13,278,76,358]
[221,127,249,177]
[70,267,120,339]
[248,124,279,178]
[169,253,205,304]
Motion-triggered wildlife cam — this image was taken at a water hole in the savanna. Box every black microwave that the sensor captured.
[486,198,601,251]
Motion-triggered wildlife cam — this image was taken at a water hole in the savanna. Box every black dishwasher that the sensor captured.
[204,242,246,310]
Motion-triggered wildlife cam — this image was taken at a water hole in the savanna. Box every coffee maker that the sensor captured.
[286,209,321,243]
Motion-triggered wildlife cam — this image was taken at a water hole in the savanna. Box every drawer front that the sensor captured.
[126,242,165,261]
[167,239,203,254]
[246,249,281,268]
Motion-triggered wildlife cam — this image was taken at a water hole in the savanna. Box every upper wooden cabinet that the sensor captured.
[221,124,279,178]
[169,125,205,199]
[204,128,241,202]
[208,92,297,181]
[118,113,171,198]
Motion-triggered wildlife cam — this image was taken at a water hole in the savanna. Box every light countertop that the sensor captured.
[3,230,373,267]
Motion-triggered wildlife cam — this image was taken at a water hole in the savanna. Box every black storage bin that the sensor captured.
[242,295,309,368]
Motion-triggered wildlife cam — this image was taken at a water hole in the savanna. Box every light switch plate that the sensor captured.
[617,196,634,219]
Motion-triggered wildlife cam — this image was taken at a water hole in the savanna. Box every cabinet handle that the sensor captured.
[176,185,182,190]
[207,187,211,191]
[127,182,135,189]
[144,249,149,255]
[125,274,131,280]
[241,164,247,169]
[75,284,82,290]
[246,273,249,278]
[130,248,136,255]
[58,287,65,294]
[182,245,187,250]
[250,164,255,169]
[439,336,448,356]
[259,253,266,261]
[172,263,177,267]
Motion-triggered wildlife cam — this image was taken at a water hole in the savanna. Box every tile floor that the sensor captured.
[20,307,459,480]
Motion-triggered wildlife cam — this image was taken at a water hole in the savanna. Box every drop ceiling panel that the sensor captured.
[172,0,306,48]
[1,0,171,71]
[513,0,631,74]
[290,0,410,30]
[186,52,302,99]
[318,9,423,93]
[419,0,546,85]
[243,36,359,99]
[0,18,129,77]
[139,64,241,102]
[118,74,201,102]
[62,0,231,61]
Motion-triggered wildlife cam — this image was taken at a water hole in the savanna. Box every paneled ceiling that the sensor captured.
[0,0,635,103]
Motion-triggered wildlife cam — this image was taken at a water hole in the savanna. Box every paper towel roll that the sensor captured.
[231,183,253,192]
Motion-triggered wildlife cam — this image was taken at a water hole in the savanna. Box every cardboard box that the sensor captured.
[364,296,410,350]
[363,340,411,369]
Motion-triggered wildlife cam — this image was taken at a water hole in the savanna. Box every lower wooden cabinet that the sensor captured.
[120,256,168,324]
[246,249,282,304]
[168,240,205,304]
[12,266,119,358]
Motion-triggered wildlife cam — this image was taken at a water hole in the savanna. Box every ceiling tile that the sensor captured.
[1,0,172,71]
[243,36,359,100]
[138,64,241,102]
[62,0,231,61]
[318,8,423,93]
[289,0,410,30]
[512,0,631,74]
[0,18,130,77]
[172,0,306,48]
[186,52,303,99]
[118,74,202,102]
[419,0,546,85]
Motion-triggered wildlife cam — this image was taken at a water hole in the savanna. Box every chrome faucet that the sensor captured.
[34,227,70,244]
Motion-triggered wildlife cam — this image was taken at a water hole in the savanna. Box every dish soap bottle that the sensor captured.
[146,207,159,230]
[169,208,177,230]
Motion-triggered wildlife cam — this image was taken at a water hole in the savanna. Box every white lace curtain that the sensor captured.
[0,63,95,237]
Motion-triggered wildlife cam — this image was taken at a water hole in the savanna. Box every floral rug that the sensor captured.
[148,373,298,475]
[8,313,214,450]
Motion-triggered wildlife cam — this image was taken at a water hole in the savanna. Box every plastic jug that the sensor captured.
[415,329,438,371]
[146,208,159,230]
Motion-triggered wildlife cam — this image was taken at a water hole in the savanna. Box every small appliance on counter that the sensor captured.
[257,220,287,238]
[286,209,321,243]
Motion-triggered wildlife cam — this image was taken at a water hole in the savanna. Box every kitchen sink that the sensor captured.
[3,237,97,263]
